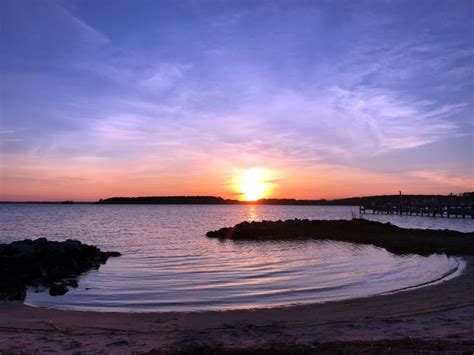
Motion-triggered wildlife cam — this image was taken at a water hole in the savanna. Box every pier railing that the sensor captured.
[359,204,474,218]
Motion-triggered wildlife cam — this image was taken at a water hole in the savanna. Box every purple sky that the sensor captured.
[1,0,473,201]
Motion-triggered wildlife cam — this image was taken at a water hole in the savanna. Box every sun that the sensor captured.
[237,169,268,201]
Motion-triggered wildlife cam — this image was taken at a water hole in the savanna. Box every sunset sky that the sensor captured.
[1,0,473,201]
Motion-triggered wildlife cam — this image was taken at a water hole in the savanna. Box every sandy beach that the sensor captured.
[3,0,473,351]
[0,257,472,353]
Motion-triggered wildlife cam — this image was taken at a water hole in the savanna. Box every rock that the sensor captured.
[0,238,121,302]
[106,251,122,257]
[0,283,26,302]
[206,219,474,256]
[64,279,78,288]
[49,283,69,296]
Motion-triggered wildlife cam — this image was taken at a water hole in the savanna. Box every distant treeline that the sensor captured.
[97,193,473,206]
[97,196,233,205]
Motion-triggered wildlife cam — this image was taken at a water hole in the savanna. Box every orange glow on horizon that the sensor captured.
[1,153,472,202]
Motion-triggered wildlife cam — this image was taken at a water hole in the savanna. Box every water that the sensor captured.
[1,204,472,312]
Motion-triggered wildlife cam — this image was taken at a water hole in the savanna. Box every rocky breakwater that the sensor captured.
[206,219,474,256]
[0,238,121,302]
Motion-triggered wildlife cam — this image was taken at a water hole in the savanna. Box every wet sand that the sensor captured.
[1,257,473,354]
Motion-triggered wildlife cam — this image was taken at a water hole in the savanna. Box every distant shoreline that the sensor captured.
[1,192,472,206]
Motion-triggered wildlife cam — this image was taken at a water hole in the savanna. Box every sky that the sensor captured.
[1,0,473,201]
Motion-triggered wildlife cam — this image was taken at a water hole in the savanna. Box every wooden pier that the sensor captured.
[360,204,474,218]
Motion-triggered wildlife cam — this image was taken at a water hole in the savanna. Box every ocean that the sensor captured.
[1,204,472,312]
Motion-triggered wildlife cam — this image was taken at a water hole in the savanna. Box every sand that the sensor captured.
[1,258,473,354]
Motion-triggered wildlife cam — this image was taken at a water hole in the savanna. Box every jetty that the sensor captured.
[206,219,474,255]
[359,192,474,218]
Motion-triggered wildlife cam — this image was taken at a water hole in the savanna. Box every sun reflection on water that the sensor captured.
[247,205,259,221]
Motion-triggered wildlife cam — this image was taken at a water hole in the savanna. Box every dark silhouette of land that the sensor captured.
[207,219,474,256]
[96,192,473,206]
[2,192,472,208]
[97,196,231,204]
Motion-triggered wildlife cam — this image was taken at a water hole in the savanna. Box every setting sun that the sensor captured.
[237,169,269,201]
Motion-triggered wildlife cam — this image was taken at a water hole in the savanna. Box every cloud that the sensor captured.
[406,170,474,189]
[140,63,193,91]
[1,0,472,199]
[57,4,110,46]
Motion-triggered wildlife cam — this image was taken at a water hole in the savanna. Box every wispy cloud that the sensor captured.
[407,170,474,189]
[1,0,472,199]
[57,3,110,46]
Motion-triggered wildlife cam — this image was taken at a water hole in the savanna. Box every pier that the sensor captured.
[359,204,474,218]
[359,192,474,218]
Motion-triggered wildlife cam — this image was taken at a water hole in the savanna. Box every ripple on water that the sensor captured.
[0,204,471,312]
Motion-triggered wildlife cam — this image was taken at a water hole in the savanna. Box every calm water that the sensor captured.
[1,204,472,312]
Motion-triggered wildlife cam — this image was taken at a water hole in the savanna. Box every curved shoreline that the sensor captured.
[1,257,473,353]
[22,254,466,313]
[380,256,465,295]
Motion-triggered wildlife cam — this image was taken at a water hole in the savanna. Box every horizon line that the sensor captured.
[1,192,472,204]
